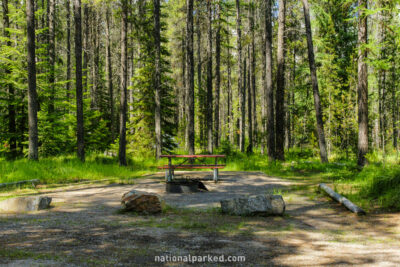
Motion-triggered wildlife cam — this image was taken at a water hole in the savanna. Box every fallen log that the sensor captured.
[319,183,366,215]
[0,179,40,189]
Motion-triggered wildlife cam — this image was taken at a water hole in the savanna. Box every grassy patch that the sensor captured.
[0,248,60,261]
[0,153,159,185]
[1,149,400,211]
[224,150,400,211]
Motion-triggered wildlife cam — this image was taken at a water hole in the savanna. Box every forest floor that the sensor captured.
[1,171,400,266]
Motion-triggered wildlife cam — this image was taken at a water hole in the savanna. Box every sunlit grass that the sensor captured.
[1,148,400,211]
[0,153,160,185]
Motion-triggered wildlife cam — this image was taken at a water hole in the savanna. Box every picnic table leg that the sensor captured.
[213,157,219,182]
[168,158,172,182]
[213,169,218,182]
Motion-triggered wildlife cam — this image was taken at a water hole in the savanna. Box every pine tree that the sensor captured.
[275,0,286,161]
[357,0,368,167]
[27,0,38,160]
[74,0,85,162]
[302,0,328,163]
[119,0,128,166]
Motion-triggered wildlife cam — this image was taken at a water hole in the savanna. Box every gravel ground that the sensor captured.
[1,171,400,266]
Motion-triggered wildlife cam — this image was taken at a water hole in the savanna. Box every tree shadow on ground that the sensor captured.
[1,173,400,266]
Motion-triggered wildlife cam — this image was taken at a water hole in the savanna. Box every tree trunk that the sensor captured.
[392,65,398,149]
[83,4,89,92]
[92,9,100,110]
[357,0,368,167]
[119,0,128,166]
[275,0,286,161]
[206,0,213,154]
[227,31,233,144]
[74,0,85,162]
[261,0,267,155]
[154,0,162,158]
[2,0,17,157]
[48,0,55,114]
[181,31,186,133]
[27,0,38,160]
[264,0,275,160]
[66,0,71,103]
[236,0,245,153]
[214,0,221,149]
[301,0,328,163]
[247,48,253,154]
[196,2,204,150]
[250,0,256,149]
[186,0,195,155]
[105,5,114,140]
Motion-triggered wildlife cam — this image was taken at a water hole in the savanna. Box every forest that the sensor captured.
[2,1,400,265]
[1,0,400,209]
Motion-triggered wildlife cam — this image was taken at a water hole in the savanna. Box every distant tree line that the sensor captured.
[1,0,398,168]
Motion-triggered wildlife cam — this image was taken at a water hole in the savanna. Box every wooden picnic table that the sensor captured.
[158,154,226,182]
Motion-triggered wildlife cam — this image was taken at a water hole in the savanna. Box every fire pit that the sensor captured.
[166,179,208,193]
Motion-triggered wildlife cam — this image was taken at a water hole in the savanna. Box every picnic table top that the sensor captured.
[160,154,225,158]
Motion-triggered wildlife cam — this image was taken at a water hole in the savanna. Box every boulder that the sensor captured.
[220,194,285,216]
[0,196,52,212]
[121,191,163,214]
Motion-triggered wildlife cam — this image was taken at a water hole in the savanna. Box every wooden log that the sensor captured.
[0,179,40,188]
[319,183,366,215]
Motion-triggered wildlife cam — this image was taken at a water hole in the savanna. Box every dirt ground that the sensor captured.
[1,171,400,266]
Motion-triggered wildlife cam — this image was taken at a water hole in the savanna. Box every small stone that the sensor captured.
[0,196,52,213]
[220,194,285,216]
[121,190,163,214]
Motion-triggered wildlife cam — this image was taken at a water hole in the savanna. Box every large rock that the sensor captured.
[0,196,52,212]
[121,191,163,214]
[220,194,285,216]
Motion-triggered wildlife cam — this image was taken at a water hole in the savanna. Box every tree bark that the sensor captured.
[66,0,71,102]
[180,31,186,132]
[227,31,233,144]
[92,9,100,110]
[27,0,38,160]
[83,4,89,92]
[206,0,213,154]
[196,2,204,150]
[119,0,128,166]
[214,0,221,149]
[250,0,256,149]
[357,0,368,167]
[2,0,17,157]
[74,0,85,162]
[275,0,286,161]
[186,0,195,155]
[236,0,245,153]
[302,0,328,163]
[247,48,253,154]
[48,0,55,114]
[196,2,205,150]
[264,0,275,160]
[105,5,114,140]
[154,0,162,158]
[392,64,398,149]
[261,0,267,155]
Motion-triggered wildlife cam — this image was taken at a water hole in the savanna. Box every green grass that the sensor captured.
[0,153,160,185]
[1,148,400,211]
[223,149,400,211]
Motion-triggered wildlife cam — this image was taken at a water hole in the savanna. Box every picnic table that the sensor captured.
[158,155,226,182]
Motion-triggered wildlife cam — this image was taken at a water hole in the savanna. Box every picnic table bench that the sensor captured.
[157,155,226,182]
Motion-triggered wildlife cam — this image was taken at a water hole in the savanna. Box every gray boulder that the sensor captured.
[0,196,52,212]
[220,194,285,216]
